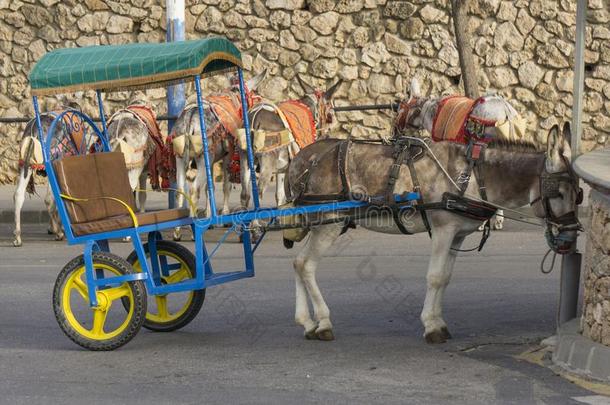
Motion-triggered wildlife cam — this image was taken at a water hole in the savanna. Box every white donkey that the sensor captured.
[12,96,84,247]
[285,80,581,342]
[13,95,162,246]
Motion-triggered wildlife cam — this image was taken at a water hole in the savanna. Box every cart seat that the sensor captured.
[53,152,189,237]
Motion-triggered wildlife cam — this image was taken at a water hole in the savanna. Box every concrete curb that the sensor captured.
[0,209,50,224]
[553,319,610,382]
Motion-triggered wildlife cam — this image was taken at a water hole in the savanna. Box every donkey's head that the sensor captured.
[531,123,583,254]
[229,69,267,107]
[394,78,437,134]
[296,75,342,132]
[55,92,84,111]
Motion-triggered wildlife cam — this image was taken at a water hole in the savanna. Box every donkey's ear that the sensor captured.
[410,77,421,98]
[246,69,267,91]
[546,124,561,158]
[561,121,572,149]
[324,79,342,99]
[561,121,573,160]
[296,75,315,94]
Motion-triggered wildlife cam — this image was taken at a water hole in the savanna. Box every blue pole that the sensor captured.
[96,90,109,145]
[166,0,185,208]
[237,68,260,209]
[194,75,217,217]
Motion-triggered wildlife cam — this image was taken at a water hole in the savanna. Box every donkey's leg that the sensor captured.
[294,223,343,340]
[275,148,290,206]
[13,168,31,247]
[45,186,64,241]
[420,229,464,343]
[138,170,148,213]
[221,155,232,215]
[239,150,251,210]
[173,156,187,241]
[257,153,273,201]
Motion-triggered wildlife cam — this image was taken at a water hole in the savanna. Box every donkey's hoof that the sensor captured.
[440,326,452,340]
[121,236,131,243]
[425,329,450,344]
[54,234,65,241]
[283,238,294,249]
[12,239,22,247]
[173,234,182,242]
[47,228,54,235]
[304,329,318,340]
[493,222,504,231]
[316,329,335,341]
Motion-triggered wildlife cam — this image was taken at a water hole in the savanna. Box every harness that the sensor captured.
[293,137,496,243]
[530,154,583,255]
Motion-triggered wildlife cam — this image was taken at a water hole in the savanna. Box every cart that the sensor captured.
[29,37,419,350]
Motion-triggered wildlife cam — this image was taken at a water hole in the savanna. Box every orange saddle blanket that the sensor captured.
[278,100,316,149]
[207,94,243,138]
[431,96,477,144]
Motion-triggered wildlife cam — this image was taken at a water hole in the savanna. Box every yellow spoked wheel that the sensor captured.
[53,252,147,351]
[126,241,205,332]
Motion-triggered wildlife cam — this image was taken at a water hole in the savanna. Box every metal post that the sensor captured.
[166,0,185,208]
[237,68,260,209]
[194,75,217,217]
[571,0,586,157]
[558,0,587,327]
[96,90,109,143]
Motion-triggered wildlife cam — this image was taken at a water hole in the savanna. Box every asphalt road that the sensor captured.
[0,222,605,404]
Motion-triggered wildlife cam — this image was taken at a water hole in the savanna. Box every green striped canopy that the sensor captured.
[30,37,242,96]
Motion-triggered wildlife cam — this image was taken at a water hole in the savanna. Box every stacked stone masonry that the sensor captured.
[0,0,609,184]
[581,189,610,346]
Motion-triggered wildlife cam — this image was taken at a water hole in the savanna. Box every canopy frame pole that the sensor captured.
[194,75,217,218]
[237,68,260,209]
[558,0,587,327]
[96,90,109,144]
[166,0,186,208]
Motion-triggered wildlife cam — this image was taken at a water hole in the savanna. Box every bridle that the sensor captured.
[530,154,583,254]
[305,90,334,136]
[393,97,425,136]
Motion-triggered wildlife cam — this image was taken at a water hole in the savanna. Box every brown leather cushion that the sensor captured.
[71,208,190,236]
[53,152,136,223]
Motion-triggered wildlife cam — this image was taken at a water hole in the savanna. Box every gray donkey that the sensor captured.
[241,76,342,210]
[284,80,581,343]
[170,71,267,241]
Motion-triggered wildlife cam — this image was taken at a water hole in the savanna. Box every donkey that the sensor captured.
[284,83,581,342]
[241,76,342,210]
[12,96,84,247]
[106,96,166,214]
[13,96,161,246]
[171,71,266,241]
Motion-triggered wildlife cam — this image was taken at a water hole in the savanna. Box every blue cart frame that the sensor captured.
[30,38,419,348]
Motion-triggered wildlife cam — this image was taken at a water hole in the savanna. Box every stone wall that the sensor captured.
[1,0,609,184]
[581,188,610,345]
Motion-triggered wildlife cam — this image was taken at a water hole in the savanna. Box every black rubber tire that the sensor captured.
[52,252,147,351]
[126,241,205,332]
